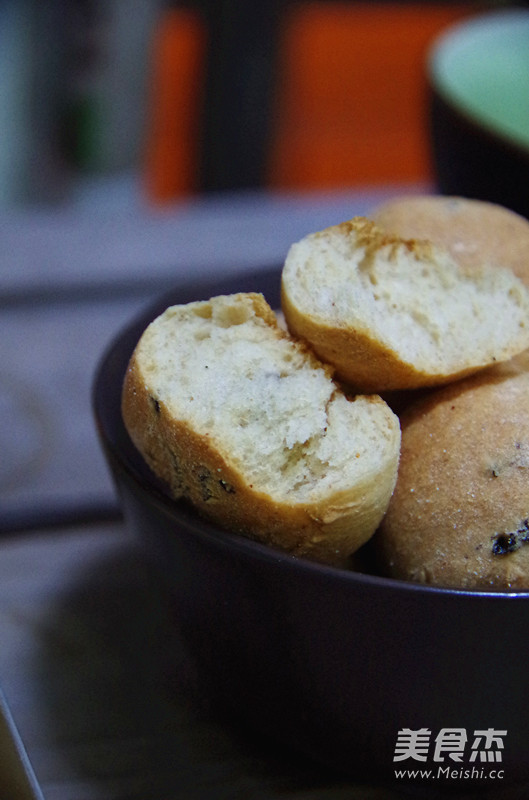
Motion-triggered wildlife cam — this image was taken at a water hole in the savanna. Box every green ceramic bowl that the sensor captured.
[428,8,529,218]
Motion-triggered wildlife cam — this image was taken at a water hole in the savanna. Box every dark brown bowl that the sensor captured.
[428,9,529,220]
[93,266,529,792]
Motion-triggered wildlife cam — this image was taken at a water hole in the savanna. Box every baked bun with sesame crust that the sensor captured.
[122,292,401,567]
[375,358,529,591]
[281,216,529,393]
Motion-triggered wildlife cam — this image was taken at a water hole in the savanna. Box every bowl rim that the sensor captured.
[93,266,529,602]
[427,7,529,155]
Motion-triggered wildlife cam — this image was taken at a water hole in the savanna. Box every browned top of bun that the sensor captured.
[373,195,529,286]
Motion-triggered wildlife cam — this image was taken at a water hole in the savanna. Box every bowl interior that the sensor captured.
[429,9,529,152]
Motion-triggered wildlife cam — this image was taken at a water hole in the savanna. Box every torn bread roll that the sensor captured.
[281,216,529,392]
[373,195,529,286]
[122,292,401,566]
[375,359,529,591]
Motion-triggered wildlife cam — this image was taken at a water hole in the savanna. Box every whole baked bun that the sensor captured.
[281,216,529,392]
[372,195,529,286]
[122,292,401,567]
[375,357,529,591]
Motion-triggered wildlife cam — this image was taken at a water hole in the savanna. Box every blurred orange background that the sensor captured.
[143,2,478,203]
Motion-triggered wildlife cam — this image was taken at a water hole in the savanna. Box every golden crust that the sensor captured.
[375,362,529,590]
[330,216,436,262]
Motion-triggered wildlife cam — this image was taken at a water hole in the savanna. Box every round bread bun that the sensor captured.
[122,292,401,567]
[372,195,529,286]
[281,216,529,392]
[375,358,529,591]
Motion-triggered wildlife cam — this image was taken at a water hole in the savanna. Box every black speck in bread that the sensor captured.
[492,519,529,556]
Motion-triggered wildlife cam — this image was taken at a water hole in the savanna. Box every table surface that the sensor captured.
[4,182,527,800]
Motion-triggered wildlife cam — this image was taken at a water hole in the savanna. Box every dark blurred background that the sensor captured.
[0,0,516,210]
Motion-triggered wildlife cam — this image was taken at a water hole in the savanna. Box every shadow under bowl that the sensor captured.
[428,8,529,220]
[93,266,529,792]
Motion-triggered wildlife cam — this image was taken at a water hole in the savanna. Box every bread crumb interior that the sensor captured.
[140,296,396,501]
